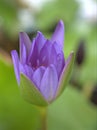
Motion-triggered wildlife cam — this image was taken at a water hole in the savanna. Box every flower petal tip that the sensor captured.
[58,20,64,27]
[11,50,20,85]
[70,51,74,57]
[51,20,64,48]
[19,32,27,39]
[19,32,27,35]
[70,51,74,58]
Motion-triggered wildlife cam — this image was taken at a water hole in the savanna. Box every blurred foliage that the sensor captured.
[36,0,79,30]
[0,0,19,36]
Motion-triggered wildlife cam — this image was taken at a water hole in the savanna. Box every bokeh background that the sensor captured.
[0,0,97,130]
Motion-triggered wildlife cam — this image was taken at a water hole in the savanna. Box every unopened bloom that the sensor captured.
[11,20,74,106]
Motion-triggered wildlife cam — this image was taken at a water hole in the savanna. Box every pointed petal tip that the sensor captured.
[58,20,64,26]
[19,32,25,36]
[69,51,74,59]
[11,50,20,85]
[37,31,42,35]
[19,32,28,42]
[66,51,74,65]
[19,32,29,39]
[11,50,16,55]
[70,51,74,56]
[57,20,64,31]
[36,31,42,38]
[19,32,27,35]
[51,20,64,48]
[36,31,45,38]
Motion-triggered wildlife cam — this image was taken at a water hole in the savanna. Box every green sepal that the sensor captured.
[20,74,49,106]
[55,51,74,99]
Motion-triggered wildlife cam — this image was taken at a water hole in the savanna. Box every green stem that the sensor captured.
[39,107,47,130]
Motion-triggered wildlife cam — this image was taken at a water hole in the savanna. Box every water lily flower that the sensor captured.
[11,20,74,106]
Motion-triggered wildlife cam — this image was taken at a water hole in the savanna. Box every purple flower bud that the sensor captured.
[11,20,74,106]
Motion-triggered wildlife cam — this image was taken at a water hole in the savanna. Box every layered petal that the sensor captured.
[35,31,46,53]
[55,52,74,99]
[20,64,33,81]
[32,66,45,89]
[28,32,46,68]
[19,32,31,55]
[11,50,20,84]
[20,43,27,64]
[50,42,65,78]
[40,65,58,102]
[39,40,52,67]
[24,65,34,80]
[19,32,31,64]
[49,43,57,65]
[51,20,64,48]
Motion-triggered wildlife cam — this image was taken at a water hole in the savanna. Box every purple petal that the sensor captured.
[28,32,46,67]
[19,32,31,64]
[19,32,31,54]
[56,53,65,78]
[55,52,74,98]
[28,39,38,68]
[35,31,46,53]
[53,41,62,54]
[20,43,27,64]
[51,20,64,48]
[27,38,35,64]
[32,66,45,89]
[24,65,34,79]
[11,50,20,84]
[39,40,52,67]
[50,42,65,78]
[49,43,57,65]
[40,64,58,101]
[20,64,33,81]
[19,63,26,75]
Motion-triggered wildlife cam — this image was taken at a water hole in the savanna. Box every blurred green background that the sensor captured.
[0,0,97,130]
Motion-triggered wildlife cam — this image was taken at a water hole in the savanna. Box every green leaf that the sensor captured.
[55,51,74,99]
[20,74,48,106]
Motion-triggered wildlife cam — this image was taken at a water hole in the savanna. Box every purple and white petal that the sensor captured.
[11,50,20,84]
[32,66,46,89]
[35,31,46,53]
[27,39,35,64]
[20,64,34,80]
[28,39,38,68]
[39,40,52,67]
[51,20,64,48]
[55,52,74,98]
[19,32,31,55]
[49,43,57,65]
[24,65,34,79]
[28,31,46,62]
[40,64,58,101]
[52,42,65,78]
[20,43,27,64]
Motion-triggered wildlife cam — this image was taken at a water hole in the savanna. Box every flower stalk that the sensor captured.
[38,107,47,130]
